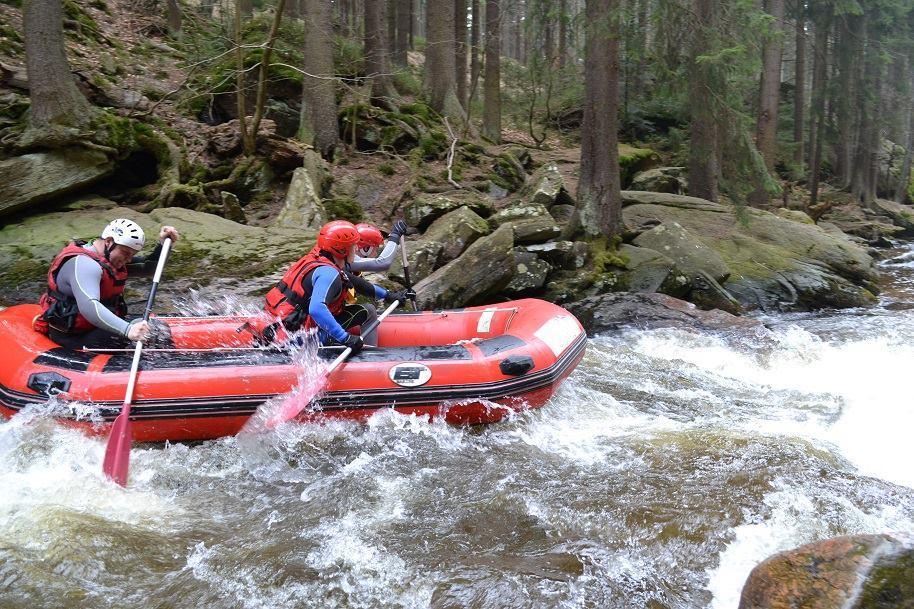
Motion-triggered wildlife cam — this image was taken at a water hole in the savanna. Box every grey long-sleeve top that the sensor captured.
[349,240,398,273]
[53,243,162,336]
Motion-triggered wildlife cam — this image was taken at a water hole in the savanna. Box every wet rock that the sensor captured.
[690,269,741,314]
[633,221,732,283]
[618,244,690,296]
[565,292,760,334]
[273,152,329,230]
[0,149,115,218]
[505,249,551,294]
[422,206,490,264]
[738,534,914,609]
[414,225,515,309]
[630,166,687,194]
[404,191,494,230]
[621,191,879,311]
[871,199,914,237]
[388,240,443,286]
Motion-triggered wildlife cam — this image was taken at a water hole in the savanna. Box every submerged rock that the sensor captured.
[739,534,914,609]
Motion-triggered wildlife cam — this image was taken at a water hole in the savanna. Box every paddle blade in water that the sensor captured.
[264,371,329,429]
[102,412,132,486]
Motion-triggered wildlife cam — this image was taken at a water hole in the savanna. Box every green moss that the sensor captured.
[393,70,423,97]
[853,551,914,609]
[324,197,364,223]
[618,144,660,185]
[0,23,23,55]
[400,102,438,124]
[378,163,395,176]
[415,131,448,160]
[62,0,104,42]
[490,152,526,192]
[0,0,22,7]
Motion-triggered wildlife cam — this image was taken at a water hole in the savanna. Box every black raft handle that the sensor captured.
[499,355,534,376]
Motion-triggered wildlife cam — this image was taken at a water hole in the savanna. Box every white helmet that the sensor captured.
[101,218,145,251]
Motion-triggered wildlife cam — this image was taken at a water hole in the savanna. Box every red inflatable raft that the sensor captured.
[0,299,586,442]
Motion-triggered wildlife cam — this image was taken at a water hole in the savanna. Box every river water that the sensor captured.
[3,246,914,609]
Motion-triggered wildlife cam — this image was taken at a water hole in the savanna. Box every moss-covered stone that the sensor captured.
[423,206,490,264]
[323,196,363,223]
[618,144,660,187]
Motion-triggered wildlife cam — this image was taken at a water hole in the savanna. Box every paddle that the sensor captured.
[265,298,401,428]
[399,235,418,311]
[102,237,173,487]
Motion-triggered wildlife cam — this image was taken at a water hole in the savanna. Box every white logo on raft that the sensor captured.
[389,363,432,387]
[533,315,582,356]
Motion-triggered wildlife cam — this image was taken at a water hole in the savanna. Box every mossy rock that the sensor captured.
[422,205,490,264]
[324,196,363,223]
[490,152,527,192]
[618,145,660,187]
[405,192,494,230]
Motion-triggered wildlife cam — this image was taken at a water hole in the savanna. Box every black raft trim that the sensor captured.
[100,344,473,373]
[33,348,96,372]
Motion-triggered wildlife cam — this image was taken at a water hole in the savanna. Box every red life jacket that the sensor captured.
[264,247,349,332]
[34,241,128,335]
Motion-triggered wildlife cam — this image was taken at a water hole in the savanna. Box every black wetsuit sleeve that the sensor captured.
[126,242,164,276]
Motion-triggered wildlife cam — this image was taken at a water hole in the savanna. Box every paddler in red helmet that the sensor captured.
[263,220,412,352]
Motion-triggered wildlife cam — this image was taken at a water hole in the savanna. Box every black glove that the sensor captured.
[387,220,408,243]
[385,288,416,305]
[343,333,364,354]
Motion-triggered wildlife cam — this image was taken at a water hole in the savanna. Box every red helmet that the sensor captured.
[355,223,384,250]
[317,220,359,258]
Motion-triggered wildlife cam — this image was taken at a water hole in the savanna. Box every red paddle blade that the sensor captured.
[264,372,329,429]
[102,412,133,486]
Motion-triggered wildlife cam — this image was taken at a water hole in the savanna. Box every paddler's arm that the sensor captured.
[349,240,398,273]
[349,273,388,300]
[308,266,352,343]
[128,226,180,275]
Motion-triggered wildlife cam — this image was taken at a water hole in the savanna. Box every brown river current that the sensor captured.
[2,246,914,608]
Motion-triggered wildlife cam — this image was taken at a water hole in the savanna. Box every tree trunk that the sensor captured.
[455,0,468,107]
[239,0,252,17]
[833,15,858,188]
[470,0,480,101]
[687,0,719,202]
[896,105,914,203]
[365,0,396,105]
[426,0,466,123]
[235,0,247,153]
[395,0,411,65]
[245,0,287,155]
[299,0,338,158]
[559,0,568,69]
[23,0,94,129]
[793,5,805,172]
[482,0,501,142]
[748,0,785,206]
[575,0,621,238]
[808,7,831,207]
[544,10,555,68]
[283,0,300,19]
[166,0,182,39]
[388,0,397,62]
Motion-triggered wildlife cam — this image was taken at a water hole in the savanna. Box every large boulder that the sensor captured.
[413,225,515,309]
[0,149,115,218]
[404,192,494,230]
[565,292,760,334]
[505,249,551,294]
[871,199,914,237]
[618,244,690,296]
[619,144,661,186]
[525,240,589,270]
[621,191,880,311]
[388,240,443,286]
[739,534,914,609]
[0,201,308,306]
[273,150,329,230]
[422,206,490,264]
[632,221,732,283]
[518,163,570,208]
[490,202,561,244]
[629,167,687,194]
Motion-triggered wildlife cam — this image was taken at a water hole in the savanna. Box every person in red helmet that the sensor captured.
[349,220,408,273]
[263,220,412,352]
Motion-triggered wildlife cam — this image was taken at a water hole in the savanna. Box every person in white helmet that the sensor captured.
[33,219,180,350]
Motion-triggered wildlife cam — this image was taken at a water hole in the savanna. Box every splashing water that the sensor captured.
[2,247,914,608]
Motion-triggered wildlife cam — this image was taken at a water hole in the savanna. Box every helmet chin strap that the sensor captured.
[103,239,115,260]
